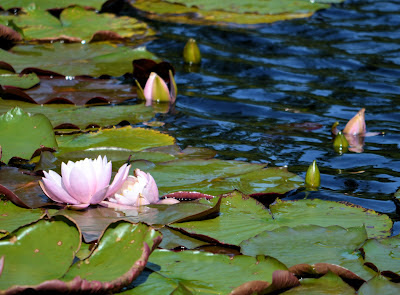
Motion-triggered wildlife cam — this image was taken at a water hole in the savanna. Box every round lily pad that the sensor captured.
[0,215,81,291]
[0,43,159,77]
[130,0,344,26]
[5,6,153,42]
[0,107,57,163]
[0,73,39,89]
[57,126,175,154]
[240,225,374,281]
[126,249,287,294]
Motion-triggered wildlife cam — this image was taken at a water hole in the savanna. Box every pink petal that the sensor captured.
[106,163,131,198]
[143,172,159,204]
[66,166,95,204]
[158,198,180,205]
[39,179,79,204]
[93,156,112,191]
[143,72,157,103]
[89,185,109,204]
[343,108,366,135]
[68,203,90,210]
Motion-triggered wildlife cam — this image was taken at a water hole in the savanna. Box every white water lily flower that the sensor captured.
[39,156,130,210]
[104,168,179,208]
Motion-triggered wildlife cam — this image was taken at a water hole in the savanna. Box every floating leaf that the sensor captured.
[281,271,355,295]
[0,215,81,291]
[55,200,215,242]
[0,167,48,208]
[358,275,400,295]
[146,159,302,196]
[362,235,400,275]
[0,107,57,163]
[0,73,39,89]
[0,199,48,234]
[240,225,374,281]
[130,0,345,26]
[171,191,274,245]
[62,221,162,292]
[125,249,287,294]
[171,193,392,248]
[3,6,153,43]
[0,43,159,77]
[0,99,155,130]
[270,199,392,239]
[2,77,138,105]
[57,126,175,154]
[0,0,106,10]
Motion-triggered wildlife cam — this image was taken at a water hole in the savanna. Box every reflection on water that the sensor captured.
[137,0,400,227]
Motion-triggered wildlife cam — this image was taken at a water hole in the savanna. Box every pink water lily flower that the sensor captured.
[39,156,130,210]
[103,168,179,209]
[135,70,177,105]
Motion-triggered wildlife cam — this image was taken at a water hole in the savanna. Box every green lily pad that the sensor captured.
[0,199,48,234]
[362,235,400,275]
[171,193,392,247]
[55,201,215,242]
[0,100,154,129]
[130,0,345,25]
[63,221,162,286]
[358,275,400,295]
[0,0,105,10]
[125,249,287,294]
[240,225,374,281]
[281,272,355,295]
[0,73,39,89]
[0,99,155,130]
[57,126,175,154]
[0,107,57,163]
[0,215,81,291]
[146,158,302,196]
[3,6,153,42]
[270,199,392,239]
[0,43,158,77]
[171,191,274,245]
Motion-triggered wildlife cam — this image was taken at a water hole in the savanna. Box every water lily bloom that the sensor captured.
[135,70,177,105]
[103,168,179,208]
[343,108,366,135]
[39,156,130,209]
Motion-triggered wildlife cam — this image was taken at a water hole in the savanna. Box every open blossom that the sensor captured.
[103,168,179,208]
[39,156,130,209]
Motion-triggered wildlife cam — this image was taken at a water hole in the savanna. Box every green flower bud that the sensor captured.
[183,38,201,64]
[305,160,321,189]
[333,131,349,154]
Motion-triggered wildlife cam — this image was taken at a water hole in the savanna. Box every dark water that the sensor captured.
[137,0,400,230]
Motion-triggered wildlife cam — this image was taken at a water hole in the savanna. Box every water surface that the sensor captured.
[135,0,400,230]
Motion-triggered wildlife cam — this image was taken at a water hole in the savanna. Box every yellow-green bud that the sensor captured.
[333,131,349,154]
[305,160,321,189]
[183,38,201,64]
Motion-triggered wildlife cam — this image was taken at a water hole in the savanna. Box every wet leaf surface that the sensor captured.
[0,215,81,291]
[0,100,155,130]
[0,43,158,77]
[124,250,287,294]
[0,107,57,163]
[2,6,153,43]
[130,0,344,26]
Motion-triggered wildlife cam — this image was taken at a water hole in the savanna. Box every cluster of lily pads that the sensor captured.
[1,0,400,294]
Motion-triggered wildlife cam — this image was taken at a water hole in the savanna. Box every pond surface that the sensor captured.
[135,0,400,229]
